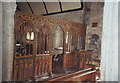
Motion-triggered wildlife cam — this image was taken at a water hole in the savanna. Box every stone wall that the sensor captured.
[85,2,104,60]
[49,10,84,23]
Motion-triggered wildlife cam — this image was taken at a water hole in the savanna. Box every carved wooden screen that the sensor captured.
[14,12,87,81]
[13,21,36,81]
[14,21,53,81]
[15,22,35,57]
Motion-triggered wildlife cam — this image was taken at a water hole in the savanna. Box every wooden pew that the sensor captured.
[48,68,96,82]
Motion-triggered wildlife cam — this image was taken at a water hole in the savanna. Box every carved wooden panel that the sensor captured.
[64,50,93,70]
[35,55,52,77]
[64,54,78,69]
[13,57,33,81]
[13,55,52,81]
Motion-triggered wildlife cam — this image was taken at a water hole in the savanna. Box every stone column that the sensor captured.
[118,2,120,82]
[0,1,2,82]
[2,2,16,81]
[100,1,118,81]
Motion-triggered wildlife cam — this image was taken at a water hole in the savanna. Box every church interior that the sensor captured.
[13,2,103,82]
[1,1,119,82]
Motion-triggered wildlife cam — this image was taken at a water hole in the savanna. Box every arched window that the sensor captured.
[54,26,63,49]
[91,34,99,45]
[54,26,64,55]
[26,32,34,40]
[26,32,30,40]
[92,34,99,41]
[31,32,34,40]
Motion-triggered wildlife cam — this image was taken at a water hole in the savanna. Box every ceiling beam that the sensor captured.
[16,2,21,11]
[43,8,83,16]
[81,0,84,9]
[42,1,48,14]
[26,2,34,14]
[43,2,84,16]
[58,0,62,12]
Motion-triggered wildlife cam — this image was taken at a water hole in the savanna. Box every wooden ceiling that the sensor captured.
[16,1,83,16]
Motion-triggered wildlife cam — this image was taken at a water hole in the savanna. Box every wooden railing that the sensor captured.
[64,50,93,70]
[13,54,52,81]
[35,55,52,78]
[49,68,96,81]
[79,50,92,64]
[13,50,93,81]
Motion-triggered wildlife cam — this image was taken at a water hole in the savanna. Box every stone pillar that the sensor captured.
[0,1,2,82]
[2,2,16,81]
[85,2,103,61]
[100,2,118,81]
[118,2,120,82]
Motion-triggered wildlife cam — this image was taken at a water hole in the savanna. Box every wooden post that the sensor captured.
[63,32,67,73]
[49,33,54,56]
[31,32,38,80]
[48,33,53,77]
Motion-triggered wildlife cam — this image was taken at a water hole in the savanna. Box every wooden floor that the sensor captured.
[36,69,77,81]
